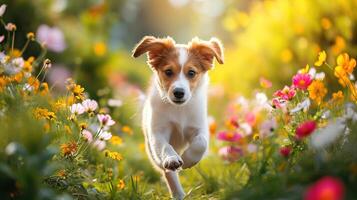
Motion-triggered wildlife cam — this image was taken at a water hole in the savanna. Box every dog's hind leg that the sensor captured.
[163,171,185,200]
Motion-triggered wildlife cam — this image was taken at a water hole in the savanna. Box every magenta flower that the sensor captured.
[279,146,291,158]
[304,176,344,200]
[292,73,313,90]
[274,86,296,100]
[217,131,242,142]
[218,146,242,162]
[296,120,316,139]
[97,114,115,127]
[36,24,66,52]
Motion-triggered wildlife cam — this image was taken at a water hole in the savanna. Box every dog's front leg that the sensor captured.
[148,132,183,171]
[181,133,208,169]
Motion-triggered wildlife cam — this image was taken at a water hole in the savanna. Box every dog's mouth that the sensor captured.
[172,99,186,105]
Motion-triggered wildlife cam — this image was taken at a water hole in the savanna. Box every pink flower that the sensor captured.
[229,115,239,128]
[260,77,272,88]
[70,103,85,115]
[274,86,296,100]
[279,146,291,158]
[296,120,316,139]
[304,176,345,200]
[217,131,242,142]
[292,73,313,90]
[36,25,66,52]
[245,112,256,126]
[0,35,4,43]
[218,146,242,162]
[93,140,106,150]
[97,114,115,127]
[82,99,98,112]
[82,129,93,142]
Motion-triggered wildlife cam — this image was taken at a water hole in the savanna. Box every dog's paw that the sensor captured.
[163,155,183,171]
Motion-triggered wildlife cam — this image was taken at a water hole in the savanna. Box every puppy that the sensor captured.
[132,36,223,199]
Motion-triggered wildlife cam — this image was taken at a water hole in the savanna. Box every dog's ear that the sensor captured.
[132,36,175,67]
[188,37,224,70]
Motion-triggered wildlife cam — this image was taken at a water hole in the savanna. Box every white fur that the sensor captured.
[142,47,209,200]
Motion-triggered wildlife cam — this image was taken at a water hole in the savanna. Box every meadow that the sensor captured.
[0,0,357,199]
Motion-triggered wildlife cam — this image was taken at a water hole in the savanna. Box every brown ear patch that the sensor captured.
[132,36,176,69]
[188,37,224,71]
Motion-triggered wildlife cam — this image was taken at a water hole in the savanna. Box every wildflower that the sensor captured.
[60,141,78,156]
[208,116,217,135]
[260,77,272,88]
[93,42,107,56]
[36,25,66,52]
[82,99,98,113]
[245,112,256,126]
[82,129,93,142]
[79,123,88,130]
[252,133,260,140]
[93,140,106,150]
[246,143,258,153]
[311,118,345,149]
[5,23,16,31]
[0,35,4,43]
[97,114,115,127]
[70,103,85,115]
[218,146,242,162]
[98,131,112,140]
[274,86,296,100]
[336,53,356,74]
[217,131,242,142]
[295,120,316,139]
[279,146,291,158]
[308,80,327,104]
[110,136,123,145]
[43,59,52,69]
[27,76,40,92]
[33,108,56,120]
[0,4,6,17]
[290,98,311,113]
[70,84,85,100]
[52,98,67,111]
[332,91,344,104]
[104,150,123,161]
[240,123,253,136]
[259,119,277,137]
[40,83,49,96]
[117,180,125,190]
[314,51,326,66]
[0,76,7,91]
[26,32,35,41]
[271,98,286,109]
[304,176,344,200]
[292,73,313,90]
[4,57,24,75]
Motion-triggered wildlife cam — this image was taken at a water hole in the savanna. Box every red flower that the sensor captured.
[279,146,291,158]
[274,86,296,101]
[217,131,242,142]
[296,120,316,139]
[304,176,345,200]
[292,73,313,90]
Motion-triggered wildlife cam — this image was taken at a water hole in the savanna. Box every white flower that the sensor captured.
[82,129,93,142]
[255,92,268,106]
[315,72,325,80]
[290,98,310,114]
[311,118,346,149]
[260,119,277,138]
[82,99,98,112]
[5,142,16,155]
[36,24,66,52]
[98,131,112,140]
[0,4,6,17]
[240,123,252,136]
[4,57,24,75]
[93,140,106,150]
[70,103,85,115]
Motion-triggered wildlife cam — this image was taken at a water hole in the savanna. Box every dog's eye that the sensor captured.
[164,69,173,77]
[187,70,196,78]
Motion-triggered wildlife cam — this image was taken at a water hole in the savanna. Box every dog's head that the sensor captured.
[132,36,224,105]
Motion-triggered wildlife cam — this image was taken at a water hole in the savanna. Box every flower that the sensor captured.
[5,23,16,31]
[274,86,296,100]
[314,51,326,67]
[304,176,345,200]
[260,119,277,137]
[104,150,123,161]
[98,131,112,140]
[82,99,98,113]
[0,4,6,17]
[82,129,93,142]
[295,120,316,139]
[336,53,356,74]
[332,91,344,104]
[117,179,125,190]
[60,141,77,156]
[308,80,327,104]
[217,131,242,142]
[290,98,311,113]
[93,140,106,150]
[33,107,56,120]
[311,118,346,149]
[93,42,107,56]
[218,146,242,162]
[26,32,35,41]
[122,125,133,135]
[110,136,123,145]
[260,77,272,88]
[279,146,291,158]
[292,73,313,90]
[36,24,66,52]
[69,84,85,100]
[70,103,85,115]
[97,114,115,127]
[0,35,4,43]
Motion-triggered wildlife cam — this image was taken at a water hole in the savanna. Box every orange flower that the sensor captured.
[60,141,77,156]
[336,53,356,74]
[117,179,125,190]
[332,91,344,104]
[308,80,327,104]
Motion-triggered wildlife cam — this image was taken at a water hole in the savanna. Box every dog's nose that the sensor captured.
[173,88,185,99]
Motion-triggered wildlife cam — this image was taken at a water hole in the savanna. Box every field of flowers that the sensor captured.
[1,1,357,200]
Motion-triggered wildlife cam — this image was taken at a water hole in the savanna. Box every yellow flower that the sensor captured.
[27,76,40,92]
[71,84,85,100]
[52,99,67,111]
[12,72,23,83]
[299,64,310,74]
[308,80,327,104]
[26,32,35,41]
[110,136,123,145]
[122,125,133,135]
[117,179,125,190]
[33,107,56,120]
[253,133,260,141]
[314,51,326,67]
[40,83,49,96]
[334,66,348,87]
[104,150,123,161]
[93,42,107,56]
[332,91,344,104]
[336,53,356,74]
